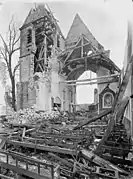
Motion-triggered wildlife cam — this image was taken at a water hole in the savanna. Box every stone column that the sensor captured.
[23,81,29,108]
[35,72,51,111]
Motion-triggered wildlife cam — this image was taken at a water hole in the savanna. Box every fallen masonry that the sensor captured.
[0,102,133,179]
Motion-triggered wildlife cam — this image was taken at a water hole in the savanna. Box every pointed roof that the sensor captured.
[23,4,48,26]
[65,14,103,50]
[21,4,64,38]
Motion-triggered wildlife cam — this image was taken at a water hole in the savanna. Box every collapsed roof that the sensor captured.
[20,4,120,78]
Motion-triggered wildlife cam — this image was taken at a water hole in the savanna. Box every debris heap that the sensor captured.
[0,104,133,179]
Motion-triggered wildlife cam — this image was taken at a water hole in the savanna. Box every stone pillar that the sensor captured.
[35,72,51,111]
[94,88,98,104]
[16,82,23,110]
[28,87,36,107]
[23,81,29,108]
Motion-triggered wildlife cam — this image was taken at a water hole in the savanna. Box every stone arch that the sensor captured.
[55,96,61,104]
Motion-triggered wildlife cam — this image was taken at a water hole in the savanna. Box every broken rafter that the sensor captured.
[60,73,120,84]
[65,78,118,86]
[95,97,131,155]
[0,149,53,179]
[81,149,128,175]
[65,41,92,51]
[73,108,112,130]
[0,174,14,179]
[96,56,133,155]
[4,139,77,156]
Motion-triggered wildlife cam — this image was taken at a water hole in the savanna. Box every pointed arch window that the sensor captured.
[27,28,32,44]
[57,34,60,48]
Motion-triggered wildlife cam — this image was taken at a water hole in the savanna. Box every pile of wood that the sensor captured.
[1,65,133,178]
[0,108,132,179]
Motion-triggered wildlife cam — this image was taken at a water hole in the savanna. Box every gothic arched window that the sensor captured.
[27,29,32,44]
[57,34,60,48]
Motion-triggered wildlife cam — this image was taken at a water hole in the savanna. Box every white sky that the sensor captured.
[0,0,133,105]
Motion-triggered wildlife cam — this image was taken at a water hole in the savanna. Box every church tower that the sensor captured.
[17,4,65,110]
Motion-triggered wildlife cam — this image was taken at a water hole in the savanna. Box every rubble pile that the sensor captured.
[5,107,63,125]
[0,107,132,179]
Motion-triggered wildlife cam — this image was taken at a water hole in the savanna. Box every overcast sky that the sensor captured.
[0,0,133,105]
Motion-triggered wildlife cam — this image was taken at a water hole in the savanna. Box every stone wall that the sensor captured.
[96,66,118,111]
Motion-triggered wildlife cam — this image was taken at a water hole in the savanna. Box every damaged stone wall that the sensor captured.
[17,5,71,111]
[97,66,119,110]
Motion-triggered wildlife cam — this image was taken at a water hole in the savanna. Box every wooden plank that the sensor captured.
[66,78,118,86]
[60,73,120,83]
[112,56,133,113]
[0,139,6,149]
[81,149,128,175]
[34,132,89,140]
[102,154,133,166]
[48,153,73,168]
[101,145,132,152]
[115,97,129,120]
[0,162,51,179]
[95,97,130,155]
[73,109,112,130]
[23,136,77,149]
[95,52,133,154]
[95,115,115,155]
[0,174,14,179]
[6,150,53,168]
[5,139,77,155]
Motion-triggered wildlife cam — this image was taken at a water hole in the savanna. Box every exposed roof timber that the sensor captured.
[63,52,120,73]
[65,13,104,50]
[65,34,92,49]
[20,4,64,39]
[65,78,119,86]
[66,14,102,49]
[65,66,86,80]
[66,41,92,52]
[60,73,120,84]
[63,34,90,63]
[73,109,112,130]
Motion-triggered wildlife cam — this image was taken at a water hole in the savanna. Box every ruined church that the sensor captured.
[17,4,120,112]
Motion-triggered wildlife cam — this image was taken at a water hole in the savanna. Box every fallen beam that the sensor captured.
[113,56,133,112]
[60,73,120,83]
[95,97,130,155]
[0,162,50,179]
[95,115,115,155]
[0,174,14,179]
[66,79,118,86]
[48,153,73,168]
[81,149,129,175]
[5,139,77,155]
[102,154,133,166]
[73,109,112,130]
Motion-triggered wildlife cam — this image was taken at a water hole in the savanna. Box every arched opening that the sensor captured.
[76,70,97,111]
[27,28,32,44]
[53,96,61,111]
[102,92,114,108]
